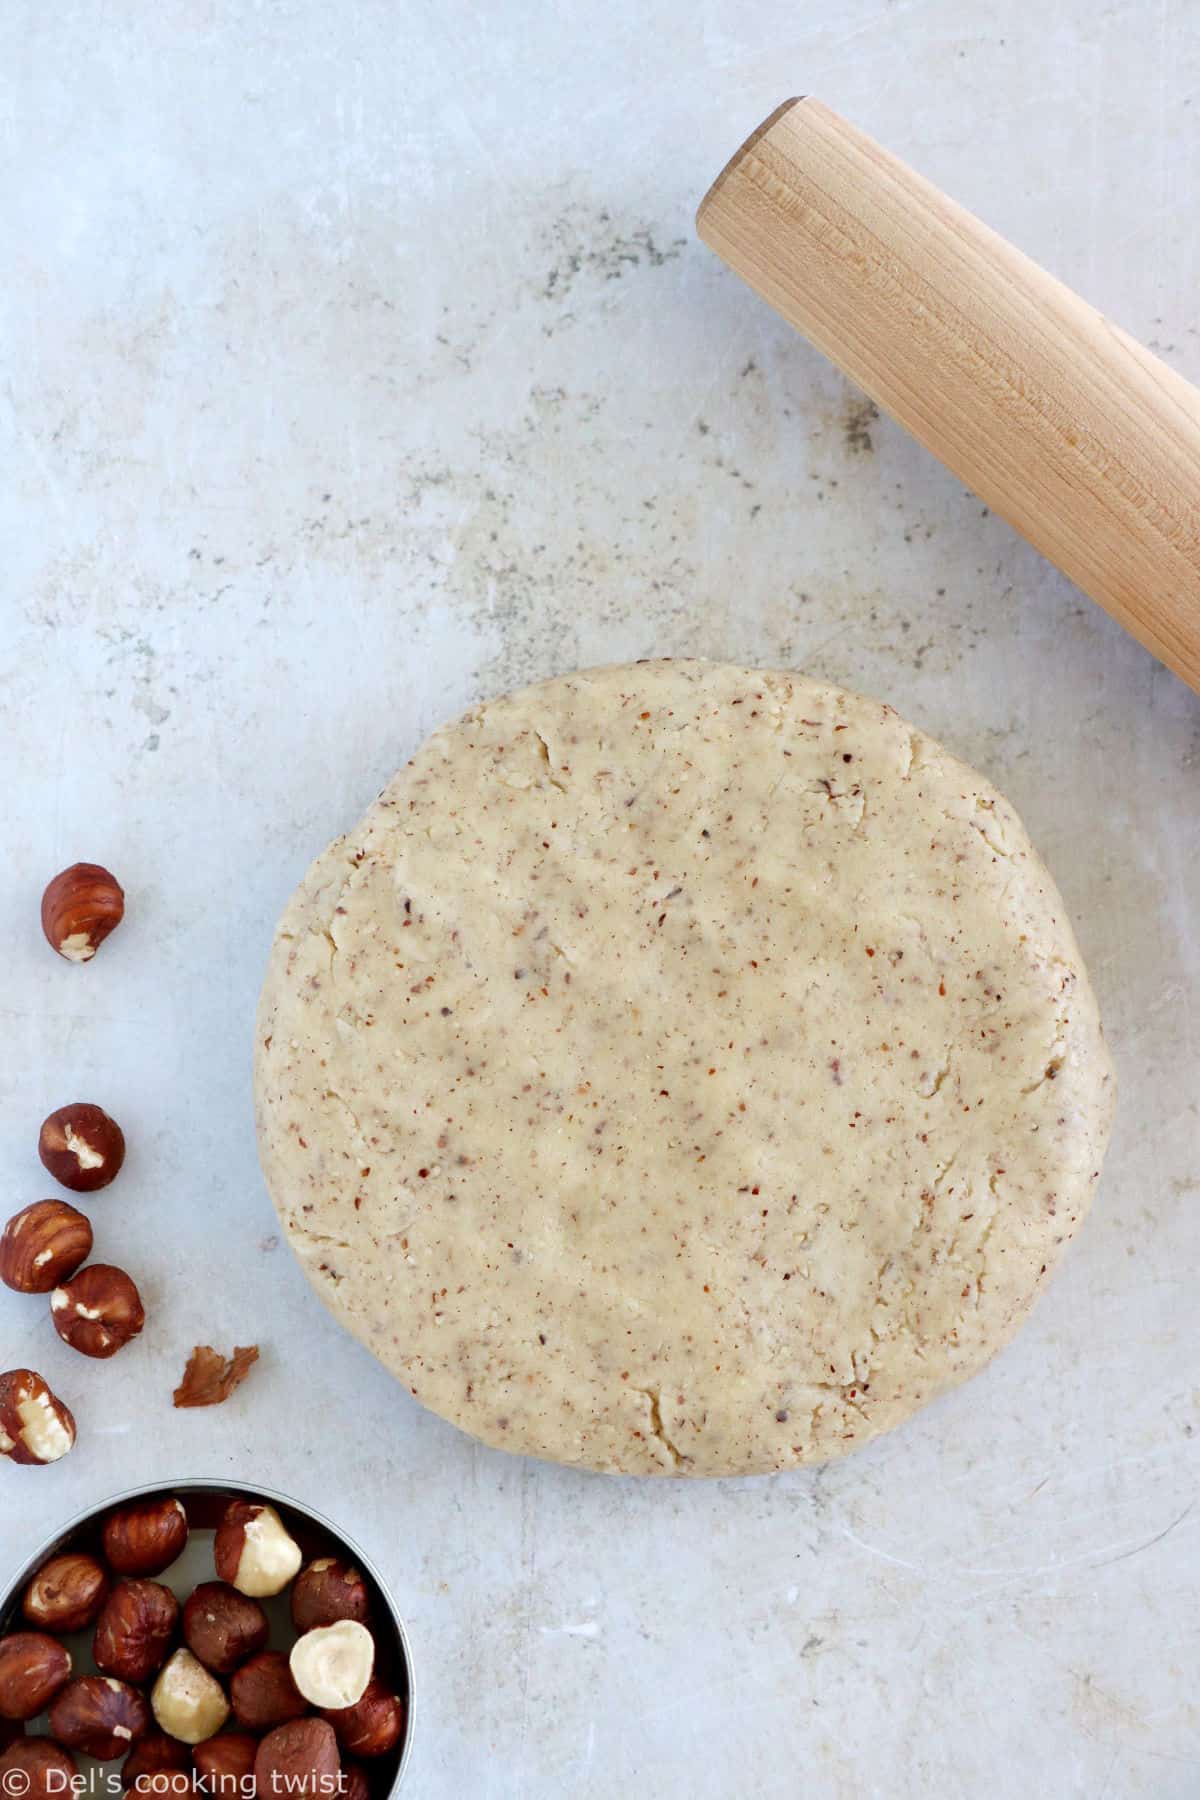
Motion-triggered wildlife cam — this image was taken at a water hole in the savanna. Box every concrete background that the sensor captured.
[2,2,1198,1794]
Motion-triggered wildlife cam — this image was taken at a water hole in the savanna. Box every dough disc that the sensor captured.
[256,661,1115,1476]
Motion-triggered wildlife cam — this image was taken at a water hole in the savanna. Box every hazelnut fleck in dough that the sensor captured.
[256,660,1116,1477]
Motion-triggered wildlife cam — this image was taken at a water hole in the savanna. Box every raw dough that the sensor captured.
[255,661,1115,1476]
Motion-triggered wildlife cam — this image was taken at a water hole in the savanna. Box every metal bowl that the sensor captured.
[0,1477,414,1794]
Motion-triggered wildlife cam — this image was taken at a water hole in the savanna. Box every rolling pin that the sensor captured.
[697,98,1200,695]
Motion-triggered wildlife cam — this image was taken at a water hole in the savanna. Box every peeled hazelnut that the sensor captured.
[0,1369,76,1466]
[230,1654,306,1732]
[339,1762,369,1800]
[41,863,124,963]
[94,1581,180,1684]
[193,1732,258,1795]
[290,1562,370,1635]
[254,1720,340,1800]
[50,1675,150,1759]
[150,1651,230,1748]
[103,1498,189,1577]
[319,1682,404,1759]
[0,1633,72,1721]
[121,1731,191,1790]
[38,1104,126,1193]
[0,1738,79,1800]
[22,1552,109,1633]
[52,1264,145,1358]
[183,1585,268,1676]
[0,1201,93,1294]
[289,1624,373,1712]
[214,1504,302,1599]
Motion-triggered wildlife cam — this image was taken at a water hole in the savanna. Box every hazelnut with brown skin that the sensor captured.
[52,1265,145,1358]
[50,1675,150,1759]
[214,1504,301,1599]
[0,1738,79,1800]
[0,1633,72,1721]
[290,1561,370,1634]
[193,1732,259,1795]
[183,1584,269,1676]
[0,1369,76,1466]
[131,1773,195,1798]
[94,1582,181,1685]
[120,1731,192,1790]
[103,1498,189,1577]
[38,1104,126,1192]
[254,1720,340,1800]
[320,1681,404,1759]
[22,1552,109,1633]
[0,1201,93,1294]
[41,864,125,964]
[339,1763,370,1800]
[230,1653,307,1732]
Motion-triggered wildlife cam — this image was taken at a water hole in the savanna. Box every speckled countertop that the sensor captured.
[1,3,1198,1795]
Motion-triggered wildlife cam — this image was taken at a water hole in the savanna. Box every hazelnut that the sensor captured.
[150,1651,230,1748]
[183,1585,268,1676]
[290,1562,370,1635]
[339,1763,369,1800]
[254,1720,340,1800]
[38,1104,126,1193]
[319,1682,403,1760]
[213,1504,301,1599]
[229,1654,306,1732]
[193,1732,258,1795]
[103,1498,189,1577]
[52,1265,145,1358]
[50,1675,150,1759]
[121,1731,191,1790]
[0,1633,72,1721]
[0,1738,79,1800]
[0,1202,93,1294]
[41,863,125,963]
[0,1369,76,1466]
[94,1581,181,1684]
[289,1624,373,1712]
[131,1774,194,1798]
[22,1552,109,1633]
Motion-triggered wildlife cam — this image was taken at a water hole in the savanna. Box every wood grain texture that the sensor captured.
[698,98,1200,694]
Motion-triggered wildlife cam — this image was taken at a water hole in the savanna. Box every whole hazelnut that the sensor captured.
[22,1552,109,1633]
[0,1202,93,1295]
[183,1585,268,1676]
[290,1562,370,1635]
[41,863,125,963]
[0,1633,72,1721]
[121,1731,191,1790]
[254,1720,340,1800]
[38,1104,126,1193]
[339,1763,370,1800]
[289,1624,373,1712]
[0,1738,79,1800]
[150,1651,229,1748]
[52,1265,145,1359]
[103,1498,189,1577]
[131,1774,194,1798]
[0,1369,76,1466]
[213,1504,301,1599]
[50,1675,150,1759]
[319,1682,404,1760]
[230,1654,306,1732]
[94,1581,180,1684]
[193,1732,258,1795]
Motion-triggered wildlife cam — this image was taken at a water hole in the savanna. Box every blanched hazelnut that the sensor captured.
[22,1552,109,1633]
[0,1738,78,1800]
[94,1582,180,1684]
[193,1732,258,1795]
[230,1654,306,1732]
[102,1498,188,1577]
[0,1369,76,1465]
[290,1562,370,1635]
[41,864,124,963]
[213,1504,301,1599]
[120,1731,191,1790]
[50,1675,150,1759]
[150,1651,230,1748]
[0,1202,92,1294]
[183,1585,268,1677]
[52,1264,145,1358]
[254,1721,340,1800]
[0,1633,71,1721]
[289,1624,373,1712]
[38,1104,125,1193]
[319,1681,403,1759]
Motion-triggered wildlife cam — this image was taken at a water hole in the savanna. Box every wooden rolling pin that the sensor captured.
[697,98,1200,695]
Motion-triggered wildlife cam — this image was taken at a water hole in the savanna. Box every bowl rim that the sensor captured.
[0,1474,415,1794]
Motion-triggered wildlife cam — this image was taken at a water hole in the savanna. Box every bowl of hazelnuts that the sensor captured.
[0,1482,414,1800]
